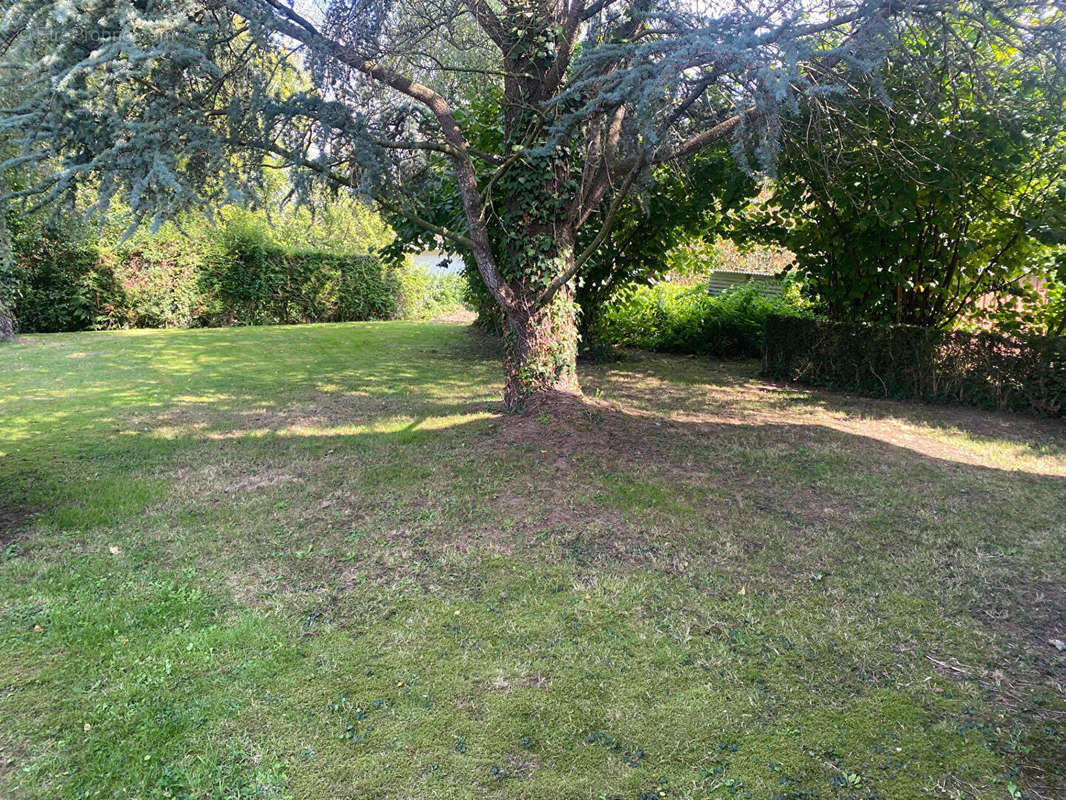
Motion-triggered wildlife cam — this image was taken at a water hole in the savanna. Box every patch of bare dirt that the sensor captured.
[0,736,30,786]
[430,308,477,324]
[483,672,551,693]
[505,753,538,778]
[133,391,417,440]
[487,390,663,463]
[974,578,1066,680]
[0,506,32,547]
[164,464,304,499]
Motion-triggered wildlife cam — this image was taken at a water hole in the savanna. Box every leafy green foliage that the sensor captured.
[394,265,468,320]
[201,217,399,326]
[600,282,810,358]
[735,16,1066,330]
[1045,271,1066,337]
[574,152,757,343]
[8,212,403,331]
[9,225,106,333]
[98,235,209,330]
[248,196,392,256]
[388,114,757,350]
[764,315,1066,417]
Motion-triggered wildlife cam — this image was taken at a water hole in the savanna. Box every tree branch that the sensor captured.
[538,161,643,308]
[243,138,479,251]
[235,0,516,310]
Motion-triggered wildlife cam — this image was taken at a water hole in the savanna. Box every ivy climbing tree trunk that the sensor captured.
[464,109,585,411]
[0,209,15,343]
[502,283,580,411]
[0,297,13,343]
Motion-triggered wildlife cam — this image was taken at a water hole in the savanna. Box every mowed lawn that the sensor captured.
[1,322,1064,800]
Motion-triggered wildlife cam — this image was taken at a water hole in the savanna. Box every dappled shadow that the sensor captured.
[8,357,1063,577]
[582,354,1066,475]
[0,506,31,546]
[0,322,503,451]
[3,328,1065,794]
[760,378,1065,446]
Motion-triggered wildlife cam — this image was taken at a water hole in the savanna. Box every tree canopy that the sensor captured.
[2,0,1064,404]
[734,8,1066,330]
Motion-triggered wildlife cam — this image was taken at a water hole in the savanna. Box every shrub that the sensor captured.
[10,230,109,332]
[10,215,401,331]
[763,315,1066,417]
[13,226,216,331]
[599,281,810,358]
[396,263,469,320]
[99,236,208,328]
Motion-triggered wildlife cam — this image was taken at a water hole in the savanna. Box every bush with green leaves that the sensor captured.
[9,224,106,332]
[734,17,1066,330]
[199,218,398,326]
[9,212,403,331]
[599,281,810,359]
[98,235,208,329]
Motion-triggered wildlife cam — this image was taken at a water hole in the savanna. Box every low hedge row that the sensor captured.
[763,315,1066,417]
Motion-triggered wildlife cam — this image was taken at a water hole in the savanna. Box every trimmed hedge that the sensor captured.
[763,315,1066,417]
[10,229,401,332]
[201,243,398,326]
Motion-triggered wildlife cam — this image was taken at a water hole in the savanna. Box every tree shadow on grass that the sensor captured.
[584,354,1066,466]
[2,340,1064,795]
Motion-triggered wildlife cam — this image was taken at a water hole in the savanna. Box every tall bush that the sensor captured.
[396,263,468,320]
[10,228,106,332]
[9,213,402,331]
[734,20,1066,330]
[100,236,207,328]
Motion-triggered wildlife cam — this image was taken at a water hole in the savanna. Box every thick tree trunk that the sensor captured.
[502,284,580,412]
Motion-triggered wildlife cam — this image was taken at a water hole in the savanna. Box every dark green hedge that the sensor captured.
[12,234,111,332]
[201,241,398,326]
[763,315,1066,417]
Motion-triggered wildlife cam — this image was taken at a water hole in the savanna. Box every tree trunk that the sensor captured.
[0,297,13,343]
[0,205,14,343]
[502,283,580,412]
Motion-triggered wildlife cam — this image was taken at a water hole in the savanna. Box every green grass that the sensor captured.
[1,321,1064,800]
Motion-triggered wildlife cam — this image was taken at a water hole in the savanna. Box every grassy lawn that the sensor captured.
[1,321,1064,800]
